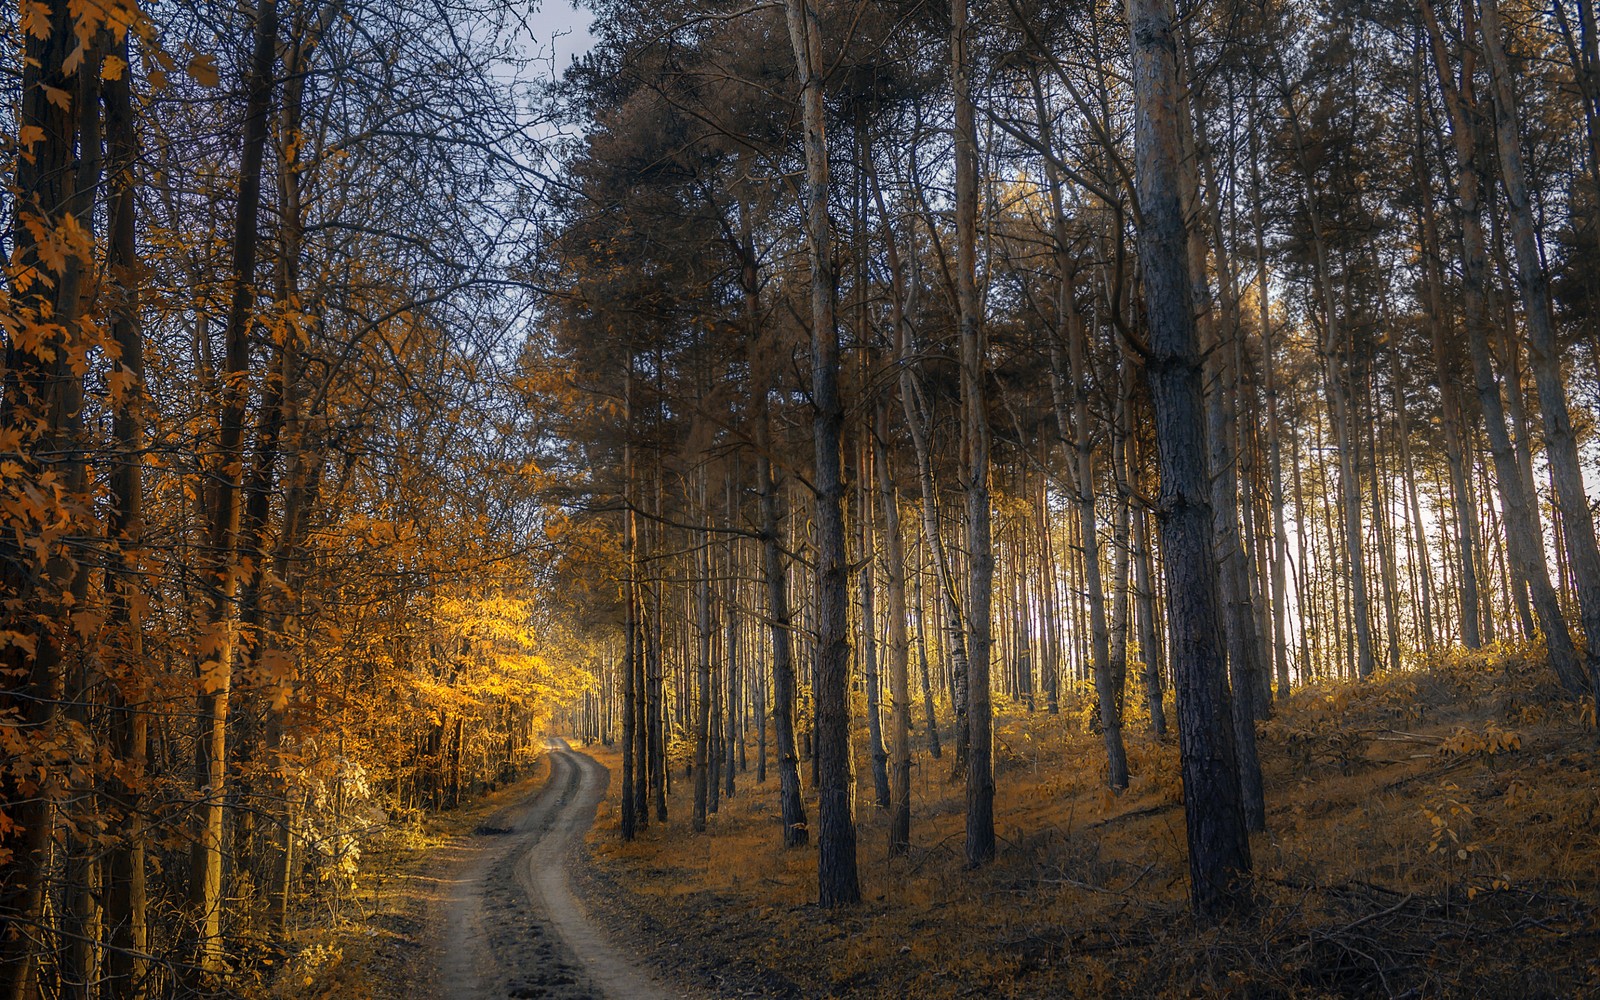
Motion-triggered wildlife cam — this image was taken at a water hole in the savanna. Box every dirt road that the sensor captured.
[432,740,684,1000]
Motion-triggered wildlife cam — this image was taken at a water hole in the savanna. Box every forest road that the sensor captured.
[434,739,687,1000]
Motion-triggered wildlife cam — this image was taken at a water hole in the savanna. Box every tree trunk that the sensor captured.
[747,248,808,847]
[1064,260,1127,792]
[101,27,149,997]
[649,466,669,822]
[1133,496,1167,737]
[1422,0,1586,694]
[0,2,101,991]
[912,545,943,758]
[1274,56,1377,681]
[1036,469,1062,715]
[1411,48,1484,649]
[757,418,808,846]
[953,0,995,867]
[857,443,891,809]
[1188,82,1266,829]
[725,472,741,801]
[1246,96,1293,694]
[1127,0,1252,920]
[191,0,277,973]
[1391,346,1436,658]
[621,370,638,840]
[866,148,965,768]
[1480,0,1600,703]
[875,401,915,854]
[784,0,859,904]
[1366,376,1405,675]
[1108,371,1135,763]
[1032,73,1125,786]
[695,482,712,830]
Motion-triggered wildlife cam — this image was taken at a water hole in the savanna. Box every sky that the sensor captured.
[522,0,598,71]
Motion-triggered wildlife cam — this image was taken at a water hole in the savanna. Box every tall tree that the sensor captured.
[1126,0,1253,920]
[785,0,861,905]
[1478,0,1600,705]
[189,0,278,973]
[1422,0,1587,696]
[953,0,996,867]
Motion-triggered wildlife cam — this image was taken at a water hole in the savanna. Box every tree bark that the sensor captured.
[857,443,891,809]
[867,146,966,769]
[1,4,96,991]
[1274,58,1377,681]
[757,414,809,847]
[1422,0,1586,694]
[1246,94,1293,694]
[875,400,915,854]
[1036,468,1062,715]
[725,471,741,801]
[1133,495,1167,737]
[1411,46,1484,650]
[1480,0,1600,703]
[784,0,859,904]
[911,543,943,758]
[101,27,148,998]
[953,0,995,867]
[695,478,712,831]
[191,0,277,973]
[621,369,638,840]
[1127,0,1252,920]
[1032,72,1125,783]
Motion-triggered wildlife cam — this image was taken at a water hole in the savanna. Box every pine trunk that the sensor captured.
[785,0,859,904]
[953,0,995,866]
[1480,0,1600,702]
[1127,0,1252,919]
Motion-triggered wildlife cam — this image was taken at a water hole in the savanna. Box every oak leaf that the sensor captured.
[20,1,51,38]
[42,84,72,112]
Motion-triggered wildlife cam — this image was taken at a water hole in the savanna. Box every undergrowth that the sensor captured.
[259,757,552,999]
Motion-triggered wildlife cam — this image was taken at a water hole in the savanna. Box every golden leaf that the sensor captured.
[0,631,38,656]
[101,0,140,40]
[107,366,139,406]
[34,232,67,276]
[69,610,105,641]
[186,53,219,88]
[21,1,52,39]
[42,85,72,112]
[198,657,229,694]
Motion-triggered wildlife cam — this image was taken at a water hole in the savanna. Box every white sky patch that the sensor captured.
[524,0,597,71]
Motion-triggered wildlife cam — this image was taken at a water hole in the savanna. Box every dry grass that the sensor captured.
[583,645,1600,998]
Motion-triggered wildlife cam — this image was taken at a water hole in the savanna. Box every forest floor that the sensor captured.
[581,646,1600,998]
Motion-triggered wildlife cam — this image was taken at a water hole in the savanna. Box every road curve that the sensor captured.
[435,740,682,1000]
